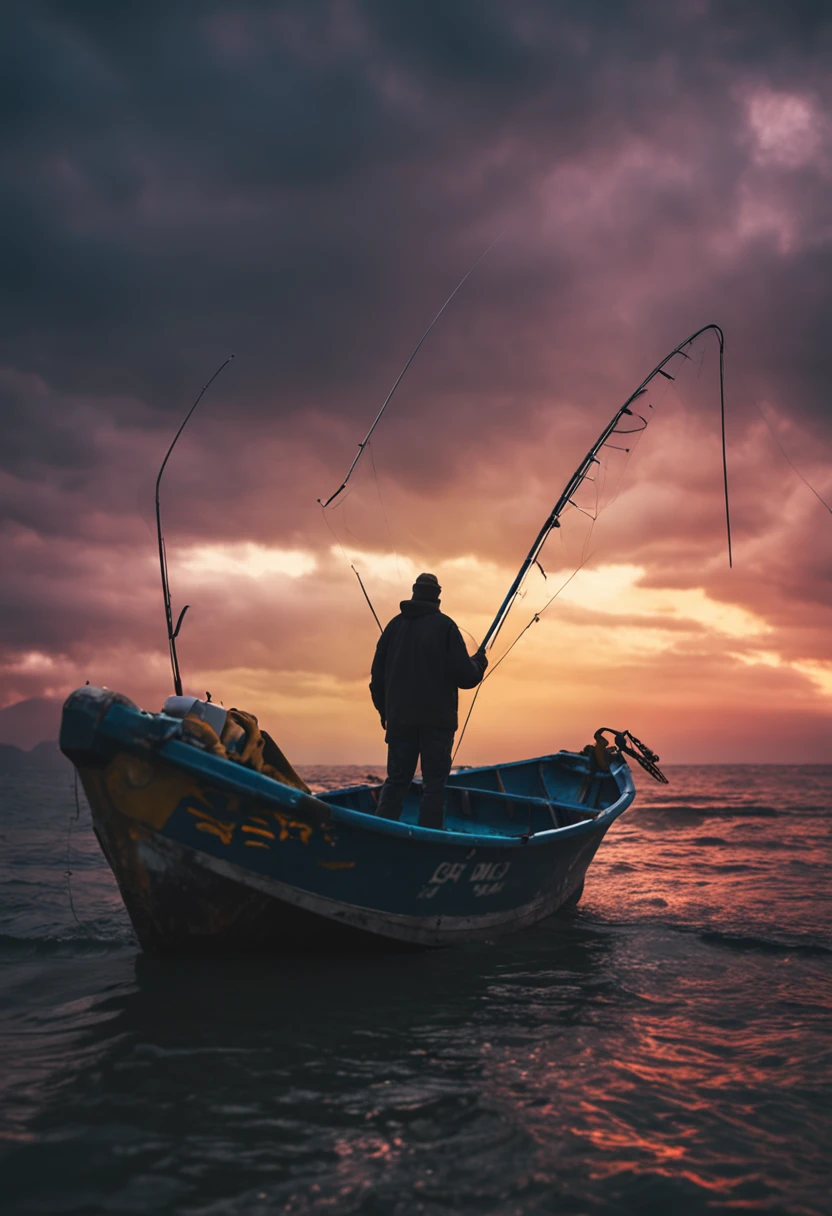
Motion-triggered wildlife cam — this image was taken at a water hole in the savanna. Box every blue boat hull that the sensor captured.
[61,687,636,953]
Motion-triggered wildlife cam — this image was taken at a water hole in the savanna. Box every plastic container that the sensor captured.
[162,695,228,738]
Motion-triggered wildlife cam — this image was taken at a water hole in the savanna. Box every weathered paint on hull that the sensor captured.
[80,761,606,954]
[90,801,415,954]
[64,688,634,955]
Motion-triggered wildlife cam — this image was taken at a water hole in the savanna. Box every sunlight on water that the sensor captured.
[0,763,829,1215]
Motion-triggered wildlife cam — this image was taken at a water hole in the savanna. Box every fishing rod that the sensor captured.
[352,565,383,633]
[453,558,592,762]
[479,324,730,653]
[318,232,502,509]
[156,355,235,696]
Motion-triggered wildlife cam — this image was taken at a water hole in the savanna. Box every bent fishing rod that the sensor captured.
[479,323,730,653]
[156,355,235,696]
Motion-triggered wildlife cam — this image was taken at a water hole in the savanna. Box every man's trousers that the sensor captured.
[374,725,455,829]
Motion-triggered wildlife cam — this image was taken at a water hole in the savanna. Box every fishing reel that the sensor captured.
[594,728,669,784]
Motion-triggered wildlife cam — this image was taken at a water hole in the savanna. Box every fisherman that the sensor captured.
[370,572,487,829]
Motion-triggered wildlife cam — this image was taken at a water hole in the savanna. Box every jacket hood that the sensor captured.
[400,600,440,618]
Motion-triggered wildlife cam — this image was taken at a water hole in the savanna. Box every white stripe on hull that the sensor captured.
[135,830,598,947]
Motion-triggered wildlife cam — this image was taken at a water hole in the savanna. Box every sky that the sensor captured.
[1,0,831,763]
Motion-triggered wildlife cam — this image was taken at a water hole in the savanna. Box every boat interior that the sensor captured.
[320,752,622,836]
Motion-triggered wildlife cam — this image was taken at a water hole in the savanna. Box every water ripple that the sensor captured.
[0,766,829,1215]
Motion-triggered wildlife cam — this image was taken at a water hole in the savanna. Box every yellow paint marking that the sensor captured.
[245,840,269,849]
[242,825,276,840]
[194,822,234,845]
[272,811,313,845]
[316,860,356,870]
[188,808,234,846]
[250,816,269,827]
[102,755,228,830]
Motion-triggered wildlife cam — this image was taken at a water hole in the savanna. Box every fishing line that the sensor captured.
[491,557,594,681]
[594,404,653,515]
[695,343,707,378]
[319,497,351,565]
[719,337,732,566]
[489,416,631,644]
[458,624,479,648]
[368,440,401,578]
[318,230,504,509]
[325,481,372,559]
[746,389,832,515]
[318,234,504,628]
[339,492,364,550]
[578,459,604,565]
[319,503,386,634]
[156,354,235,696]
[569,342,699,564]
[479,323,731,657]
[455,328,731,756]
[319,482,384,636]
[453,558,592,762]
[591,353,683,530]
[65,770,84,928]
[580,510,596,567]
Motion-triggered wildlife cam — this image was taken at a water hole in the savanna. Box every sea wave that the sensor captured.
[697,928,831,957]
[638,803,780,817]
[0,931,134,959]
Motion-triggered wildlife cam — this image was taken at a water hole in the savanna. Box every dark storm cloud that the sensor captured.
[2,0,831,736]
[2,0,830,419]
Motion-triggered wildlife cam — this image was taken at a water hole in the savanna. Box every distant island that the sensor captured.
[0,696,62,748]
[0,739,69,773]
[0,697,66,771]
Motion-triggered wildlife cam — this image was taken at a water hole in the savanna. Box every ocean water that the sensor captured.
[0,762,829,1215]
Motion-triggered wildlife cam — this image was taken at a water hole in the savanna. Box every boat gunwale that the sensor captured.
[323,764,635,848]
[80,701,637,849]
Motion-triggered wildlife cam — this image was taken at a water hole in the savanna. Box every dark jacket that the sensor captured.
[370,601,487,733]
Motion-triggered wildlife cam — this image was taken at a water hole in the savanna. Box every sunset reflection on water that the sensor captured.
[1,764,829,1215]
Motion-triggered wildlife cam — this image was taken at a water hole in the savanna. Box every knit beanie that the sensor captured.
[412,572,441,602]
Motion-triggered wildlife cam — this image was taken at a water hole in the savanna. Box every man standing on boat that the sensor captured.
[370,572,487,829]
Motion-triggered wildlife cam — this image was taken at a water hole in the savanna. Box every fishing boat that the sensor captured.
[61,685,645,953]
[60,324,729,953]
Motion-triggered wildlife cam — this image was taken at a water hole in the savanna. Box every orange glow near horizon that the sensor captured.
[3,527,829,763]
[2,63,831,766]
